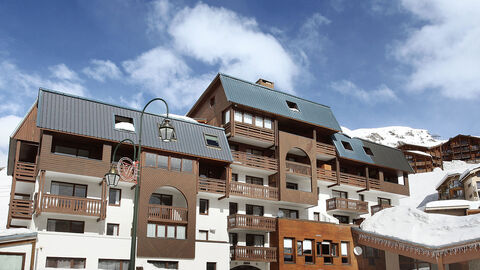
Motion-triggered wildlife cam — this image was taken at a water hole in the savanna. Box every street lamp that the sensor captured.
[105,98,175,270]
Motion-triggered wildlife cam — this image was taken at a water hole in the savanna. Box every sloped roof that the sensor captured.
[332,133,414,173]
[218,73,341,131]
[36,89,233,162]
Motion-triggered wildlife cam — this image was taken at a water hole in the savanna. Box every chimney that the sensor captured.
[256,78,274,89]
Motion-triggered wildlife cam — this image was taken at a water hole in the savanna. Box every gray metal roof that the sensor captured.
[219,74,341,131]
[36,89,233,162]
[332,133,414,173]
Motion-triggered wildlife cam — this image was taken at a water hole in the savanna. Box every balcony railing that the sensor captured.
[10,199,34,219]
[317,168,337,182]
[227,214,276,231]
[326,197,368,214]
[285,161,311,176]
[371,204,392,215]
[317,168,381,190]
[229,182,279,200]
[225,122,275,143]
[231,150,277,171]
[148,205,188,224]
[198,177,226,194]
[316,142,336,157]
[40,194,103,217]
[230,246,277,262]
[15,161,37,182]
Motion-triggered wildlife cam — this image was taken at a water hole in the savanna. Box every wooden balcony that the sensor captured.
[14,161,37,182]
[285,161,311,177]
[225,122,275,144]
[230,246,277,262]
[148,205,188,224]
[198,177,226,194]
[326,197,368,214]
[371,204,392,215]
[317,168,337,183]
[317,168,382,190]
[231,150,277,172]
[227,214,276,231]
[229,182,279,201]
[316,142,336,157]
[10,199,34,219]
[40,194,104,217]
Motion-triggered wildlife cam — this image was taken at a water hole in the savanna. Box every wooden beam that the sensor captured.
[335,158,340,185]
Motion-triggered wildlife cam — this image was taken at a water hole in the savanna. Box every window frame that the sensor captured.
[114,115,135,133]
[198,230,209,241]
[246,204,264,216]
[98,259,129,270]
[46,257,86,269]
[286,182,298,190]
[283,238,295,263]
[341,241,350,264]
[363,146,374,156]
[204,134,221,149]
[279,208,299,219]
[108,188,121,206]
[246,175,263,186]
[147,223,186,240]
[106,223,119,236]
[332,190,348,199]
[378,197,391,206]
[149,193,173,206]
[341,141,353,151]
[147,260,179,269]
[206,262,217,270]
[50,181,88,198]
[199,199,209,215]
[47,219,85,234]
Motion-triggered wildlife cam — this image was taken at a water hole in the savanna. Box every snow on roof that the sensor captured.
[434,172,460,190]
[405,150,431,157]
[425,199,480,210]
[459,166,480,182]
[360,206,480,246]
[0,228,32,237]
[161,114,199,124]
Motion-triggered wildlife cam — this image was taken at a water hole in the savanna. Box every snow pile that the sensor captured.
[160,114,198,124]
[0,228,32,237]
[405,150,431,157]
[425,199,480,209]
[115,122,135,132]
[342,126,444,148]
[360,206,480,246]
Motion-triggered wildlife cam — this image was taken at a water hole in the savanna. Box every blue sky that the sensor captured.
[0,0,479,165]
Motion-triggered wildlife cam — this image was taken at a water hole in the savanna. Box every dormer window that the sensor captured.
[341,141,353,151]
[114,115,135,132]
[204,134,220,148]
[363,147,374,156]
[286,101,299,112]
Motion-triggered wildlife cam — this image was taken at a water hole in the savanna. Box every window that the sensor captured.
[297,241,302,256]
[246,204,264,216]
[98,259,129,270]
[198,230,209,241]
[51,181,87,198]
[319,241,334,264]
[106,223,119,236]
[223,110,230,124]
[286,100,299,112]
[264,118,272,129]
[334,215,350,224]
[286,182,298,190]
[109,188,121,206]
[0,252,25,270]
[303,240,314,263]
[148,224,185,239]
[232,173,238,182]
[52,135,103,160]
[206,262,216,270]
[229,233,238,246]
[229,202,238,215]
[313,212,320,221]
[114,115,135,132]
[157,155,169,169]
[145,153,193,172]
[46,257,86,268]
[234,111,243,122]
[209,97,215,107]
[199,199,209,215]
[378,197,391,205]
[170,157,181,171]
[244,113,253,124]
[341,241,350,264]
[255,116,263,127]
[284,238,294,262]
[363,147,374,156]
[147,261,178,269]
[47,219,84,233]
[332,190,348,199]
[359,194,365,201]
[246,148,263,155]
[182,159,193,173]
[246,234,264,247]
[341,141,353,151]
[246,175,263,185]
[204,134,220,148]
[149,194,173,206]
[278,208,299,219]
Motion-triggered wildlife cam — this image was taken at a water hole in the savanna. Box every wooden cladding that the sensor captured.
[229,122,275,143]
[147,205,188,224]
[371,204,392,216]
[316,142,336,157]
[317,168,382,190]
[230,246,277,262]
[285,161,311,176]
[231,150,277,171]
[40,194,103,217]
[10,199,34,219]
[227,214,276,231]
[229,182,279,200]
[198,177,226,194]
[14,162,37,182]
[326,198,368,214]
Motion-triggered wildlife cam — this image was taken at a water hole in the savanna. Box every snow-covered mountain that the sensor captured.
[341,126,445,148]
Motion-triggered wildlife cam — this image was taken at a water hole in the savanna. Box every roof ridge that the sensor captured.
[218,73,332,109]
[38,87,225,131]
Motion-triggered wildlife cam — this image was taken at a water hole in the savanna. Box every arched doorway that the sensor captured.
[148,186,188,224]
[285,147,312,192]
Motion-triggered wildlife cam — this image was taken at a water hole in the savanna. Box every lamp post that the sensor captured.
[104,98,176,270]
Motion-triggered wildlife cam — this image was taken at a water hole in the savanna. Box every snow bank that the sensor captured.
[115,122,135,132]
[425,199,480,209]
[360,206,480,246]
[405,150,431,157]
[160,114,198,124]
[0,228,32,237]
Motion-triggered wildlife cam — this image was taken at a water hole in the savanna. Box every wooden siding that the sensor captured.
[227,214,276,231]
[10,199,34,219]
[316,141,336,157]
[231,150,277,171]
[12,105,41,143]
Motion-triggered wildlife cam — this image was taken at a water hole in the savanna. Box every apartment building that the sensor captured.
[397,142,443,173]
[439,135,480,163]
[6,74,413,270]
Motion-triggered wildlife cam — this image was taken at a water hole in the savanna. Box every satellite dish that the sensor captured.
[354,246,363,256]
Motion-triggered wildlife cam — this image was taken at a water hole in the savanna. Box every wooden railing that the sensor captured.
[227,214,276,231]
[317,168,381,190]
[285,161,311,176]
[231,150,277,171]
[230,246,277,262]
[339,172,366,188]
[233,122,275,143]
[326,197,368,214]
[230,182,279,200]
[317,168,337,182]
[10,199,34,219]
[316,142,336,157]
[15,161,37,182]
[148,205,188,223]
[369,178,381,190]
[371,204,392,215]
[198,177,226,194]
[40,194,103,217]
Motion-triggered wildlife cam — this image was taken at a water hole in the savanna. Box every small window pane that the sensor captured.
[106,224,118,236]
[157,225,165,238]
[74,185,87,198]
[109,188,121,205]
[223,110,230,124]
[147,224,156,237]
[255,116,263,127]
[303,240,312,254]
[167,226,175,238]
[182,159,193,172]
[234,111,243,122]
[157,155,169,169]
[341,242,348,256]
[198,231,208,240]
[145,153,156,167]
[176,226,186,240]
[264,118,272,129]
[244,113,252,124]
[171,158,181,171]
[204,134,220,148]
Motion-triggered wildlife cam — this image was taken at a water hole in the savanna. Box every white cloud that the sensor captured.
[331,80,398,103]
[293,13,331,67]
[395,0,480,99]
[82,59,122,82]
[49,63,80,81]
